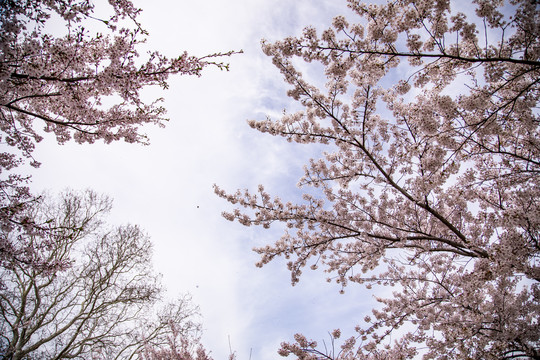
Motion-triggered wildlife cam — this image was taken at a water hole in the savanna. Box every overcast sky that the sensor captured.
[26,0,379,358]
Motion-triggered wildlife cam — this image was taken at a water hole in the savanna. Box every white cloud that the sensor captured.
[22,0,379,359]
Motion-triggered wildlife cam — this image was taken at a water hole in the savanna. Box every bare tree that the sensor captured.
[0,190,205,360]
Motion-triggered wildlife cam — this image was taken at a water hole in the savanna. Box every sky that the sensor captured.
[24,0,379,358]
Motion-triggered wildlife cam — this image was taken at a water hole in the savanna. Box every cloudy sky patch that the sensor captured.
[23,0,377,358]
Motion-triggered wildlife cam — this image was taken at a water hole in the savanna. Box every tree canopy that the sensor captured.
[0,0,235,269]
[0,1,233,358]
[215,0,540,358]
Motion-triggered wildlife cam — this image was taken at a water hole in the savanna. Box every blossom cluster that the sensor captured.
[0,0,235,269]
[217,0,540,358]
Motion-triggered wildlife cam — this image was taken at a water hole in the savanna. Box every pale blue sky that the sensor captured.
[25,0,378,358]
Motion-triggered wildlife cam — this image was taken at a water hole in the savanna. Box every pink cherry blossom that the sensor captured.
[216,0,539,358]
[0,0,237,270]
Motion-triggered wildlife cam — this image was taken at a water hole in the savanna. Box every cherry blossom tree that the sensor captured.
[0,0,236,268]
[0,189,210,360]
[215,0,540,358]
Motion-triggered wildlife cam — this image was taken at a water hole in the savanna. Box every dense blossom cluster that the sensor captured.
[0,0,234,269]
[215,0,539,358]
